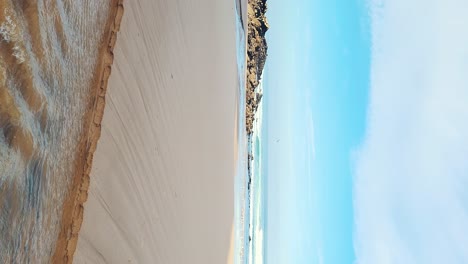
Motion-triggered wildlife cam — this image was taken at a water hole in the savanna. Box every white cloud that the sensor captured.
[354,0,468,263]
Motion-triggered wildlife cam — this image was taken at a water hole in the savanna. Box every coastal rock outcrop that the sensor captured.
[246,0,269,134]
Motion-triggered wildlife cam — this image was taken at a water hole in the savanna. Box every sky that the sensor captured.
[354,0,468,263]
[263,0,370,263]
[263,0,468,263]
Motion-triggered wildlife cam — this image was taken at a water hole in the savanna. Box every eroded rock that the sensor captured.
[246,0,268,134]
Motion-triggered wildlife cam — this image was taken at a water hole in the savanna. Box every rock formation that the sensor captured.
[246,0,269,134]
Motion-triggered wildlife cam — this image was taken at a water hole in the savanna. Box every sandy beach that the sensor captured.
[73,0,237,263]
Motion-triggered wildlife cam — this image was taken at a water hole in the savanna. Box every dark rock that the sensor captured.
[245,0,268,134]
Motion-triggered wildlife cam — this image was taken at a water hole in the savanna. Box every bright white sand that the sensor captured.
[74,0,237,263]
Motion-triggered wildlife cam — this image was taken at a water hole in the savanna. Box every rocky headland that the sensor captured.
[246,0,269,134]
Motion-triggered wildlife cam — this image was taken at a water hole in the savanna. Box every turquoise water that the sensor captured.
[247,96,267,264]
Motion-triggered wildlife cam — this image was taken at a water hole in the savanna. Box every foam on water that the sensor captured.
[0,1,111,262]
[247,80,265,264]
[234,0,248,263]
[234,1,266,262]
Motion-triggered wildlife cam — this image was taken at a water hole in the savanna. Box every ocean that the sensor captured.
[247,85,266,264]
[0,1,112,262]
[234,1,267,263]
[234,0,249,262]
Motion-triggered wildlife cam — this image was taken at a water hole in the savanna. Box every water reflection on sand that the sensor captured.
[0,1,111,262]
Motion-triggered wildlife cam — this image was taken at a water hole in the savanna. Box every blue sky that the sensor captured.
[263,0,468,263]
[263,0,370,263]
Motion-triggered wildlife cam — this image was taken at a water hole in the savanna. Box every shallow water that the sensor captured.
[0,1,111,262]
[234,6,249,263]
[247,85,265,264]
[234,0,249,262]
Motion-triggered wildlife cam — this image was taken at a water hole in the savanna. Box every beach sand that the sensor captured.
[73,0,237,263]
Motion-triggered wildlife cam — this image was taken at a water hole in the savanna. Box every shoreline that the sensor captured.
[51,1,124,263]
[240,0,268,262]
[245,0,268,225]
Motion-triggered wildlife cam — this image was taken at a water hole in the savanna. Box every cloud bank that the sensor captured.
[354,0,468,263]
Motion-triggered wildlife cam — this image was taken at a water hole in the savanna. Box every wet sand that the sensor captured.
[52,1,124,263]
[74,0,237,263]
[0,1,120,262]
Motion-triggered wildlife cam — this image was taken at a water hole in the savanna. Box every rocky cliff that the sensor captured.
[246,0,269,134]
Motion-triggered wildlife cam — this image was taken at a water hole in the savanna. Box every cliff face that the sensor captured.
[246,0,269,134]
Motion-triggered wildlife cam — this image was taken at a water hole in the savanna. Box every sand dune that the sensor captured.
[74,0,237,263]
